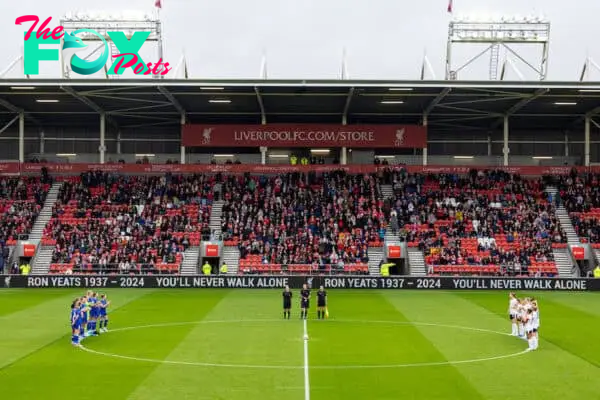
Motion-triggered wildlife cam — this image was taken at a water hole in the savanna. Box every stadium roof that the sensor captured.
[1,79,600,132]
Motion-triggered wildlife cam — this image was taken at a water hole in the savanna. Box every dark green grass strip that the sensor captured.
[0,289,79,317]
[309,290,485,400]
[454,292,600,369]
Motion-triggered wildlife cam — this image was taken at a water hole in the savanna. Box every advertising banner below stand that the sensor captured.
[10,163,600,176]
[2,275,598,291]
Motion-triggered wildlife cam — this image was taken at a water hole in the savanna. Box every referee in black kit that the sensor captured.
[300,283,310,319]
[282,286,292,319]
[316,285,327,319]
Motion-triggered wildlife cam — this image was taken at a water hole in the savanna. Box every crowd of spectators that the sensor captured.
[557,171,600,243]
[0,177,48,244]
[385,169,565,273]
[221,171,384,266]
[45,171,214,273]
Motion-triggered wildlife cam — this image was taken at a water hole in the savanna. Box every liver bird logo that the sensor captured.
[202,127,214,144]
[395,128,405,146]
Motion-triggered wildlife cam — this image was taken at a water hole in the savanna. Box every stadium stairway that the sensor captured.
[385,230,400,243]
[408,248,427,276]
[368,247,384,276]
[380,184,394,201]
[29,182,62,242]
[546,186,580,245]
[210,200,224,237]
[552,248,577,277]
[222,246,240,275]
[180,246,200,275]
[31,245,53,275]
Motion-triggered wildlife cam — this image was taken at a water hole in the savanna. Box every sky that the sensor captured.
[1,0,600,80]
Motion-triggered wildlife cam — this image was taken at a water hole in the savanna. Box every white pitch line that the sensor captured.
[78,319,531,370]
[303,318,310,400]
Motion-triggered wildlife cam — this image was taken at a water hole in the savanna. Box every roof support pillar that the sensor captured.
[422,114,428,166]
[260,146,267,165]
[259,112,267,164]
[340,147,347,165]
[117,131,121,155]
[503,115,509,166]
[180,113,186,164]
[585,116,591,167]
[18,112,25,163]
[341,111,349,165]
[40,130,45,155]
[99,112,106,164]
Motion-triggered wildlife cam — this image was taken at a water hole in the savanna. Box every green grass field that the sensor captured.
[0,289,599,400]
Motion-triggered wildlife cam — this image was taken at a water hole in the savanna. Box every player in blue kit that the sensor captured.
[77,299,90,343]
[87,292,99,336]
[71,300,81,346]
[97,294,110,333]
[79,295,89,338]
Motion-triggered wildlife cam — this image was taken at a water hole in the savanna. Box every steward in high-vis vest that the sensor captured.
[300,157,309,165]
[594,266,600,278]
[380,262,394,277]
[290,155,298,165]
[220,263,228,274]
[202,261,212,275]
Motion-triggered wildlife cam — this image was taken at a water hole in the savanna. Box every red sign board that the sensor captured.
[205,244,219,257]
[388,245,401,258]
[23,243,36,257]
[572,246,585,260]
[13,163,598,176]
[0,163,21,175]
[181,124,428,148]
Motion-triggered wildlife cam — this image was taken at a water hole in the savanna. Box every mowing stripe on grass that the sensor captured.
[309,290,485,400]
[416,291,600,400]
[0,289,147,370]
[455,291,600,369]
[0,289,78,317]
[126,290,303,400]
[0,290,227,400]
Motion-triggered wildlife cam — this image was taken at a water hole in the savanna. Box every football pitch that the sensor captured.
[0,289,599,400]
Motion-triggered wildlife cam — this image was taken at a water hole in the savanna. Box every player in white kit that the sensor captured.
[531,299,540,350]
[508,293,520,336]
[524,308,536,351]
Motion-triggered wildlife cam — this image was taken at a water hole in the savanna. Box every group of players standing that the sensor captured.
[283,284,328,319]
[70,291,111,346]
[509,293,540,351]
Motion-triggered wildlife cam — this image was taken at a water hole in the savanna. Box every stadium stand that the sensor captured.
[0,177,48,245]
[558,171,600,245]
[42,172,213,274]
[0,168,575,278]
[220,172,382,275]
[385,170,566,277]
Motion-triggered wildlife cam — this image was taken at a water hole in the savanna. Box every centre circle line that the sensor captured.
[77,319,529,369]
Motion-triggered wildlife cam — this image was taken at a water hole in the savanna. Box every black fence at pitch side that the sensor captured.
[1,275,598,291]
